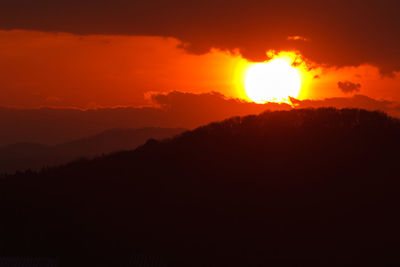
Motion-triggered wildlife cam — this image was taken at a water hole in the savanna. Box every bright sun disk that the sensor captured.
[245,58,301,103]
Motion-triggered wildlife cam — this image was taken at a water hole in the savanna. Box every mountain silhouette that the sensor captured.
[0,127,185,174]
[1,108,400,267]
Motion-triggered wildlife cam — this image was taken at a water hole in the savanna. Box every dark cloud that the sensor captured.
[290,94,400,118]
[0,92,290,146]
[1,91,399,146]
[1,0,400,74]
[338,81,361,94]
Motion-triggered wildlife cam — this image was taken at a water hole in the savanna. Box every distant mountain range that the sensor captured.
[1,108,400,266]
[0,92,398,147]
[0,127,185,173]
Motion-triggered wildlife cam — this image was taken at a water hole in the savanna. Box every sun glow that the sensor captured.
[244,54,302,103]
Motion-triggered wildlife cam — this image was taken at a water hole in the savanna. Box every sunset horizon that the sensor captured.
[1,1,400,266]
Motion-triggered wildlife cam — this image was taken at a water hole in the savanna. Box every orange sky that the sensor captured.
[1,30,400,108]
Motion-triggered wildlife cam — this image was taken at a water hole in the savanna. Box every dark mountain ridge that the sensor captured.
[1,108,400,266]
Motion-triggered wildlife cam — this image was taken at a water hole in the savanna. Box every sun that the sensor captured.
[245,58,301,103]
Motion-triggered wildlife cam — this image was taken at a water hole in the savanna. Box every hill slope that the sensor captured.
[1,108,400,266]
[0,127,185,173]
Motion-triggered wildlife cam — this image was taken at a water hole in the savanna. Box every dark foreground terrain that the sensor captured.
[1,108,400,266]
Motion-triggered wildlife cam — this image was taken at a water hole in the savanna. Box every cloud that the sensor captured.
[338,81,361,94]
[287,36,309,42]
[1,0,400,74]
[290,94,400,118]
[0,31,251,108]
[1,91,400,146]
[149,91,291,123]
[0,92,291,146]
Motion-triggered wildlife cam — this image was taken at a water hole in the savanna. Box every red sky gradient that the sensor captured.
[1,30,400,109]
[0,30,248,108]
